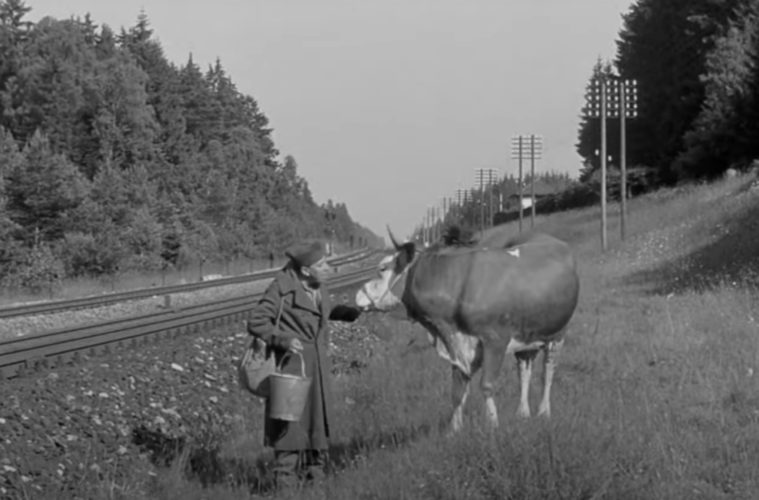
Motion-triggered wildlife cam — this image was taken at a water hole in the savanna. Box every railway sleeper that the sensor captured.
[21,356,47,373]
[56,352,75,368]
[0,364,18,380]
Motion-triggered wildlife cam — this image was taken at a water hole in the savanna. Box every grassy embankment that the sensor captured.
[150,175,759,499]
[0,243,362,307]
[0,257,283,308]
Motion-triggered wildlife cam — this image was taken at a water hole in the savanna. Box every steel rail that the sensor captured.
[0,248,378,319]
[0,267,375,380]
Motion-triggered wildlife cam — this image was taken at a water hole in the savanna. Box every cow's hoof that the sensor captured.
[516,408,531,419]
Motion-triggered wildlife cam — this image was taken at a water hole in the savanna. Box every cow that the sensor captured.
[355,227,580,432]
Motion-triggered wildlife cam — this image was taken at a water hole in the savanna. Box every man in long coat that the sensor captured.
[246,240,360,488]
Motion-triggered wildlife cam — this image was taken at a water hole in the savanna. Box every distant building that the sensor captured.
[505,180,558,210]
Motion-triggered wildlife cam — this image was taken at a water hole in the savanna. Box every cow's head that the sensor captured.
[355,226,417,312]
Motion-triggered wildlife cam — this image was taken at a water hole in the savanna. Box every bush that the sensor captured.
[13,244,64,293]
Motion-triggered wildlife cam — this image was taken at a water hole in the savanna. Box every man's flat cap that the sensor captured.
[285,240,326,267]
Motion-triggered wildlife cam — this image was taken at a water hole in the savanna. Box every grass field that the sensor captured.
[144,175,759,499]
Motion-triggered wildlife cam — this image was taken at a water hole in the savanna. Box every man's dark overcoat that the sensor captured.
[247,264,355,451]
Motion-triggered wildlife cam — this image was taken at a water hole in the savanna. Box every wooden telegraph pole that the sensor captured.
[456,189,465,227]
[529,135,543,228]
[588,73,638,249]
[476,168,498,230]
[601,80,608,252]
[619,78,637,241]
[510,137,524,232]
[588,76,608,251]
[487,169,496,228]
[511,135,543,232]
[475,169,485,232]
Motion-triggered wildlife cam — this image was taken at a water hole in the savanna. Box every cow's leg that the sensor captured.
[449,336,483,433]
[515,349,539,418]
[538,339,563,417]
[450,365,470,433]
[480,343,506,428]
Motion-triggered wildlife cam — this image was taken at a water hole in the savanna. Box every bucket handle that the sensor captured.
[277,350,307,379]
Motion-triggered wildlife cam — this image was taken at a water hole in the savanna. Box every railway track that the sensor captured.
[0,248,378,319]
[0,267,376,381]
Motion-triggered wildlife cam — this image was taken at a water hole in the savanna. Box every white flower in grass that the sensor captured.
[161,407,181,419]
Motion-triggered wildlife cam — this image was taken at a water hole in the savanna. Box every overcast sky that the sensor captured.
[28,0,633,240]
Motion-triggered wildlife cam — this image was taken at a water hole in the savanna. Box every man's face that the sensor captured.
[302,257,332,287]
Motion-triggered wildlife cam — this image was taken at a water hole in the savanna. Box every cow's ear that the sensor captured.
[401,242,416,266]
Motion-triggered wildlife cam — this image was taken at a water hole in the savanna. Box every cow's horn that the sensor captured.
[386,225,401,249]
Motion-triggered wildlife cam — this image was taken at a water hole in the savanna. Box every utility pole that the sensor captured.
[588,76,608,251]
[617,78,637,241]
[487,169,496,228]
[601,80,608,251]
[475,169,485,232]
[422,210,427,246]
[428,207,434,244]
[528,135,543,228]
[433,205,440,243]
[430,207,434,245]
[517,139,522,232]
[511,135,543,232]
[470,188,478,231]
[588,73,637,249]
[476,168,498,230]
[456,188,467,227]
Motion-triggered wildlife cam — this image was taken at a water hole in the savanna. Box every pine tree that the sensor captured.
[5,130,90,242]
[615,0,735,180]
[678,0,759,176]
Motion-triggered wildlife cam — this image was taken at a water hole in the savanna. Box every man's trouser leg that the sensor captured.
[273,450,301,490]
[304,449,327,482]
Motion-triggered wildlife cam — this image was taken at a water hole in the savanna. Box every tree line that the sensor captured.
[578,0,759,182]
[0,1,381,290]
